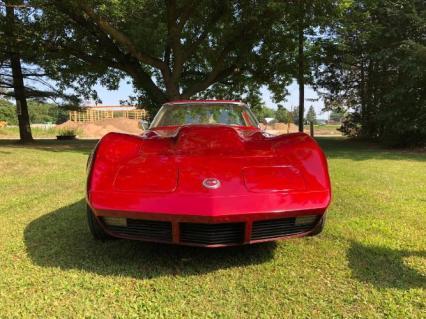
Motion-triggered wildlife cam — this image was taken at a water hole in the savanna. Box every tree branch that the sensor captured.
[73,1,178,99]
[74,2,166,70]
[48,2,169,103]
[176,0,198,31]
[181,63,238,98]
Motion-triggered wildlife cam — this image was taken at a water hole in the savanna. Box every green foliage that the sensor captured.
[329,110,344,122]
[316,0,426,146]
[338,112,362,137]
[0,4,81,105]
[24,0,288,107]
[57,128,79,137]
[275,105,289,123]
[1,0,423,146]
[0,99,16,125]
[28,101,69,124]
[292,106,300,125]
[0,99,69,125]
[252,106,275,121]
[306,105,317,124]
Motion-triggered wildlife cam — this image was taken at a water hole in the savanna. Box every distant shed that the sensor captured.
[69,105,148,122]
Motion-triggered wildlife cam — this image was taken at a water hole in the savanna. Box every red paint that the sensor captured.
[243,166,306,192]
[87,100,331,246]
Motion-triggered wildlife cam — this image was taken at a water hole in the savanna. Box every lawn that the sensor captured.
[0,127,59,139]
[314,124,341,135]
[0,137,424,318]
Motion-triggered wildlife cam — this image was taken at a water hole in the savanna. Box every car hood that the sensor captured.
[90,126,328,195]
[88,126,331,214]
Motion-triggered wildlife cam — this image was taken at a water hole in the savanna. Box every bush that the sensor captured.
[338,113,362,137]
[57,128,80,136]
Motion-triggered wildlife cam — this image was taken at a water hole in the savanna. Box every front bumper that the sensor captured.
[91,208,326,247]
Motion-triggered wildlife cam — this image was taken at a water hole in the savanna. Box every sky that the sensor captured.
[93,79,329,120]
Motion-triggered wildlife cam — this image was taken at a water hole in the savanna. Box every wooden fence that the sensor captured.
[69,109,148,122]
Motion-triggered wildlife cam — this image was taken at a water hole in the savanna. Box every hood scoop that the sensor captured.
[174,126,245,155]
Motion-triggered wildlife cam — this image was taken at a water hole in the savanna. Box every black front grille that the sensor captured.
[103,218,172,242]
[180,222,245,245]
[251,217,318,240]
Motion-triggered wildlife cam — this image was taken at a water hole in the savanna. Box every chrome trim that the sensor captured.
[202,178,221,189]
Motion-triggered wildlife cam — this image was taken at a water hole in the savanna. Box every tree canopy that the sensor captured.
[0,0,424,146]
[316,0,426,146]
[27,0,290,107]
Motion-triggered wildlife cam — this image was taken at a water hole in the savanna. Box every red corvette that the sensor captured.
[86,100,331,247]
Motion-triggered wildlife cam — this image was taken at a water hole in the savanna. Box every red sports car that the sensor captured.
[86,100,331,247]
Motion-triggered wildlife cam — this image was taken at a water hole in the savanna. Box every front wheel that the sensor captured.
[87,205,113,241]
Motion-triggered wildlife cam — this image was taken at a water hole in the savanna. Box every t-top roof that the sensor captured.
[164,100,245,106]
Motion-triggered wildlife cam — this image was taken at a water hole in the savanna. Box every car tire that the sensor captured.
[87,205,113,241]
[309,215,326,236]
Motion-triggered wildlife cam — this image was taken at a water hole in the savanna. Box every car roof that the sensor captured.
[164,100,246,106]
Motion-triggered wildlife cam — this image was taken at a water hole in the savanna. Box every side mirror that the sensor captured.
[258,121,267,132]
[138,120,150,130]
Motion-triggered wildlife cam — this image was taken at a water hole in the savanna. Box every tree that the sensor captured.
[239,91,274,121]
[0,98,16,124]
[24,0,287,111]
[275,105,289,123]
[329,110,344,123]
[253,106,275,121]
[0,98,69,124]
[0,0,80,141]
[306,105,316,124]
[316,0,426,146]
[292,106,299,125]
[2,0,342,125]
[4,0,32,141]
[264,1,339,132]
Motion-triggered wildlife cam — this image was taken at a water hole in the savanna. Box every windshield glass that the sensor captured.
[150,103,259,128]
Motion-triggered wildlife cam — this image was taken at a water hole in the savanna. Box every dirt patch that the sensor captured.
[271,122,299,132]
[266,122,303,135]
[57,118,143,137]
[266,122,342,136]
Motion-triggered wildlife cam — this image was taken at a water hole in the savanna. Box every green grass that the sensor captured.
[0,138,425,318]
[313,124,341,135]
[0,126,59,138]
[314,124,340,130]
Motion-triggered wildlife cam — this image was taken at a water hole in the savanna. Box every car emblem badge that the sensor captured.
[202,178,221,189]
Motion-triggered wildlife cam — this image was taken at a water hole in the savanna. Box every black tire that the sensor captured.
[309,215,326,236]
[87,205,113,241]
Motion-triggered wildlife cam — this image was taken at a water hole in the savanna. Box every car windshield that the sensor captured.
[150,103,259,128]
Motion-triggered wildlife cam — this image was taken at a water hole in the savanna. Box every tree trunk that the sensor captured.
[297,2,305,133]
[5,1,33,142]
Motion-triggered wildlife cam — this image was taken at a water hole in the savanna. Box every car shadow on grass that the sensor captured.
[24,199,276,279]
[347,241,426,289]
